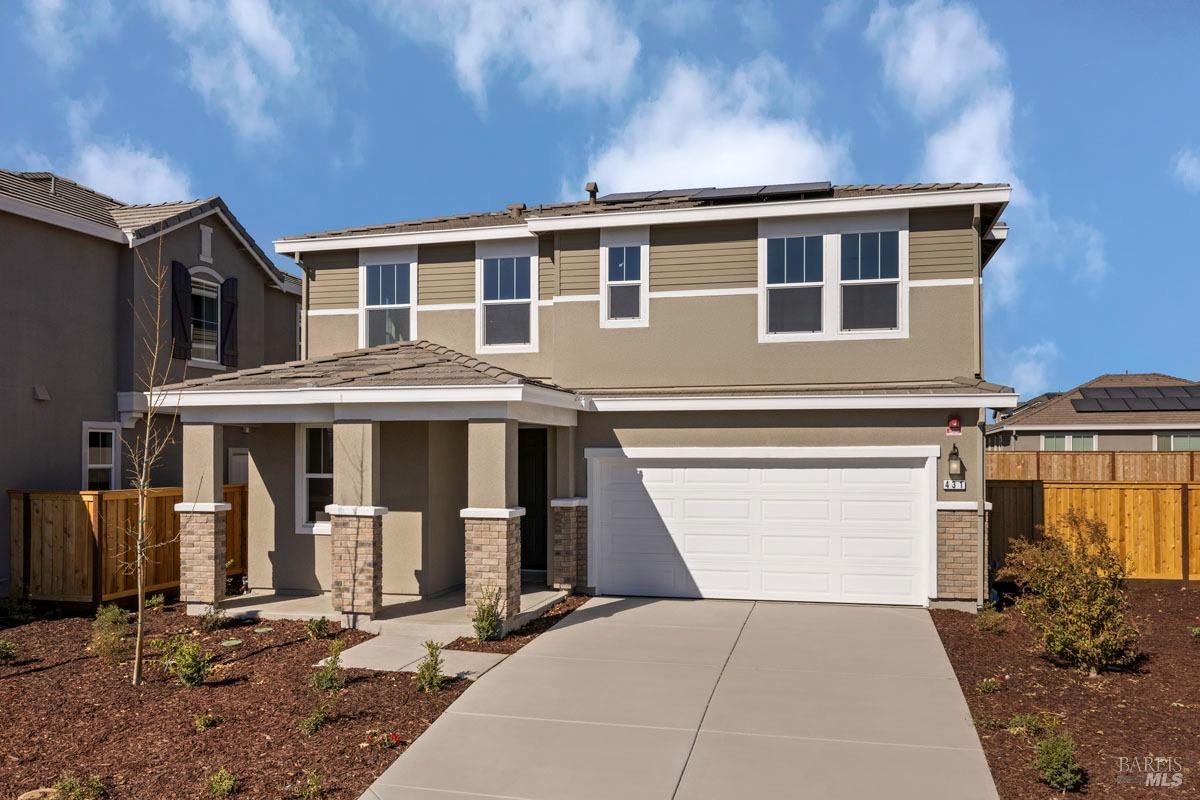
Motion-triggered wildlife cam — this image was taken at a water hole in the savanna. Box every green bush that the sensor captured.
[145,593,166,610]
[976,677,1003,694]
[414,640,445,693]
[0,585,36,623]
[299,697,335,736]
[159,634,214,688]
[975,604,1010,636]
[304,617,333,640]
[52,773,107,800]
[998,509,1139,675]
[1188,626,1200,639]
[298,772,323,799]
[208,767,236,797]
[198,608,229,633]
[1034,733,1086,792]
[1006,712,1059,737]
[308,640,346,693]
[472,586,502,642]
[193,712,222,732]
[0,639,16,662]
[91,604,129,661]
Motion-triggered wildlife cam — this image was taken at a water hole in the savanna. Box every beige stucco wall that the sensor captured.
[574,408,983,504]
[426,421,468,591]
[467,419,518,508]
[307,314,358,358]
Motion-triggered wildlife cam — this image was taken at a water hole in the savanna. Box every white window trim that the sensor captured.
[757,211,909,343]
[1041,432,1097,451]
[599,226,649,329]
[82,421,120,491]
[189,265,224,366]
[199,224,213,263]
[295,424,332,535]
[475,240,539,354]
[358,246,418,348]
[1154,432,1200,452]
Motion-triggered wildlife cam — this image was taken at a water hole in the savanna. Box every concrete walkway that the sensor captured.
[363,597,998,800]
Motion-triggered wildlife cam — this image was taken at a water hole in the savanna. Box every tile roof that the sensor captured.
[283,182,1009,241]
[169,340,566,393]
[990,373,1200,430]
[582,376,1014,398]
[109,199,212,233]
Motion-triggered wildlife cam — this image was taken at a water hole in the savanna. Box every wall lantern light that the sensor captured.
[947,444,965,480]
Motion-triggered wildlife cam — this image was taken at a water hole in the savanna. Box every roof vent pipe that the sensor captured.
[49,175,56,195]
[585,181,598,204]
[506,202,526,219]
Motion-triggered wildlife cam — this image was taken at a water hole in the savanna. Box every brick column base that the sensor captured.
[464,515,522,625]
[178,507,228,615]
[329,508,384,627]
[937,509,980,601]
[550,500,588,590]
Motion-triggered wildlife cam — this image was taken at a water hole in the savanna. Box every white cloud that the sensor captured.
[1002,341,1059,399]
[1172,148,1200,192]
[919,87,1018,188]
[866,0,1004,118]
[738,0,777,43]
[820,0,861,36]
[70,142,193,204]
[368,0,640,109]
[21,0,117,71]
[573,56,851,196]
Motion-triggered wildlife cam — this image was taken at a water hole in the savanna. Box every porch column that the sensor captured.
[462,419,522,626]
[549,425,588,590]
[327,421,386,628]
[177,423,228,616]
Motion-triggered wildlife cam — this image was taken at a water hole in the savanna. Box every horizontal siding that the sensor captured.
[539,233,556,301]
[418,242,475,305]
[558,230,599,295]
[909,207,977,281]
[650,221,757,291]
[306,256,359,310]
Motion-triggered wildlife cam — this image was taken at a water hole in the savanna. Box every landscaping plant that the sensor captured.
[52,773,107,800]
[1033,732,1086,792]
[1006,712,1059,738]
[298,772,324,799]
[207,767,236,798]
[299,696,335,736]
[0,639,16,662]
[198,608,230,633]
[193,712,222,733]
[159,634,214,687]
[91,604,129,661]
[145,593,166,610]
[974,603,1010,635]
[0,583,36,623]
[472,586,502,641]
[304,617,333,640]
[999,508,1139,676]
[1189,626,1200,639]
[308,639,346,693]
[414,640,446,693]
[976,677,1003,694]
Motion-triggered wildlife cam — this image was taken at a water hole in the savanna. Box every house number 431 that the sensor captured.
[943,479,967,491]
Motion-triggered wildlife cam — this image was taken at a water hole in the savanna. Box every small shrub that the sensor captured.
[998,509,1139,675]
[1188,626,1200,639]
[198,608,229,633]
[52,773,107,800]
[414,640,445,693]
[298,771,323,799]
[299,696,335,736]
[208,767,236,797]
[193,712,222,733]
[976,677,1003,694]
[0,585,36,623]
[364,729,404,749]
[472,586,502,642]
[0,639,16,662]
[145,593,166,610]
[975,604,1010,636]
[1006,712,1059,737]
[1034,733,1086,792]
[159,634,214,688]
[304,617,333,640]
[973,716,1004,732]
[308,639,346,693]
[91,604,129,661]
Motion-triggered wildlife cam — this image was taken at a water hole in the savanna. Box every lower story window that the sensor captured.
[1044,433,1095,451]
[303,426,333,527]
[85,428,116,490]
[1158,432,1200,451]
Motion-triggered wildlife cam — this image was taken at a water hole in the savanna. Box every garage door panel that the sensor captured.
[760,569,834,596]
[760,467,832,487]
[839,498,919,523]
[683,533,752,556]
[760,499,832,522]
[840,535,914,559]
[760,534,831,557]
[841,572,918,600]
[682,467,753,486]
[682,498,753,522]
[689,567,752,592]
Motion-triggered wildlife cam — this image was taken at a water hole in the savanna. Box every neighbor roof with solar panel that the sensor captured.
[596,182,834,204]
[988,373,1200,433]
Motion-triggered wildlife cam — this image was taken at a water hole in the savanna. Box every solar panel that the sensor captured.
[648,188,704,199]
[1183,397,1200,410]
[1160,386,1191,397]
[1125,398,1157,411]
[596,191,657,203]
[1071,399,1103,412]
[1188,386,1200,398]
[758,181,833,197]
[1080,387,1109,399]
[1153,397,1186,410]
[691,185,766,200]
[1099,398,1129,411]
[1132,386,1164,398]
[1106,387,1136,399]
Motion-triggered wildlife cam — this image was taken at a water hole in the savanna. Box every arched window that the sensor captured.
[189,266,223,364]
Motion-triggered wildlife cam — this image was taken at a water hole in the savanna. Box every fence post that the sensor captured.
[1182,483,1190,584]
[90,492,103,604]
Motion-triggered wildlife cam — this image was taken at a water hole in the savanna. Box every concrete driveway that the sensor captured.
[364,597,998,800]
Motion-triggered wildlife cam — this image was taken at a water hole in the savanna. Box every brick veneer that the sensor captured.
[937,509,980,601]
[550,504,588,590]
[180,511,226,613]
[464,516,521,622]
[330,514,383,622]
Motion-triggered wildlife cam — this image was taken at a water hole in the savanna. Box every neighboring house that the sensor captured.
[0,169,301,584]
[161,180,1016,626]
[987,373,1200,451]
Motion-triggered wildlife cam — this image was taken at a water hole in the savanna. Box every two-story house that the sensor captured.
[0,169,301,586]
[160,181,1015,626]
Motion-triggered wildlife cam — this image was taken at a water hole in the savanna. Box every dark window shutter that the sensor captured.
[171,260,192,360]
[220,276,238,367]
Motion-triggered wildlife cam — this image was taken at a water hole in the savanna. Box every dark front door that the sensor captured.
[517,427,548,571]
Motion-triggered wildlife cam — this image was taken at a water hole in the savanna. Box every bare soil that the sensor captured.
[932,584,1200,797]
[447,594,588,654]
[0,605,466,799]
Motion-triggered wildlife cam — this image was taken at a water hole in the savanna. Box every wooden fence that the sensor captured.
[987,480,1197,580]
[9,485,247,603]
[987,451,1200,482]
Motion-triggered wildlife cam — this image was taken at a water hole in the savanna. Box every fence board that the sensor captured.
[986,452,1039,480]
[1114,452,1193,482]
[1189,484,1199,580]
[986,480,1039,568]
[8,493,24,592]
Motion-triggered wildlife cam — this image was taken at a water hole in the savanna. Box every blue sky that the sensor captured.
[3,0,1198,398]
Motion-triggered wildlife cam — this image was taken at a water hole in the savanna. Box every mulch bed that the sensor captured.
[446,594,589,654]
[932,585,1200,798]
[0,604,467,799]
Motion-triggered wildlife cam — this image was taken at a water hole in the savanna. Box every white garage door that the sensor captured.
[593,457,933,606]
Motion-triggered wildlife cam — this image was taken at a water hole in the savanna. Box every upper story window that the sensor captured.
[171,261,237,368]
[841,231,899,331]
[1157,432,1200,451]
[766,235,823,333]
[1044,432,1095,451]
[191,276,220,362]
[607,247,642,318]
[482,256,532,345]
[600,228,649,328]
[365,262,412,346]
